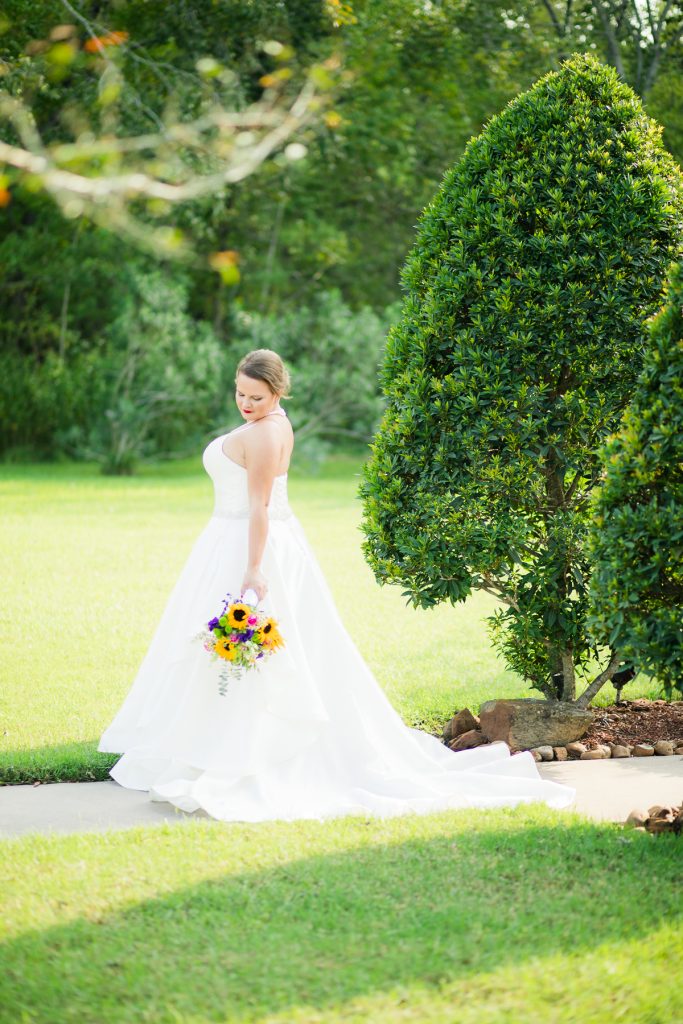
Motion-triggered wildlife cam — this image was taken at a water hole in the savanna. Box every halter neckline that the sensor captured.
[217,404,290,475]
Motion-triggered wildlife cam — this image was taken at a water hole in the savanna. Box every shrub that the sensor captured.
[587,261,683,697]
[60,269,227,474]
[0,348,103,458]
[359,52,683,703]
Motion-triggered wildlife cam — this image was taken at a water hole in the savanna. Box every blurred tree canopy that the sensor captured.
[1,1,681,460]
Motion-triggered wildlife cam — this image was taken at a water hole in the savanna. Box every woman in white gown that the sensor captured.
[98,348,576,822]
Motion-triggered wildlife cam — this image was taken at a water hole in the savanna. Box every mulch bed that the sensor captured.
[582,698,683,749]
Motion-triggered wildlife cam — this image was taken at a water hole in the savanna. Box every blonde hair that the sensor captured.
[235,349,291,399]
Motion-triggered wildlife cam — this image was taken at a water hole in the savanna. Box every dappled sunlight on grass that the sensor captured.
[2,805,680,1023]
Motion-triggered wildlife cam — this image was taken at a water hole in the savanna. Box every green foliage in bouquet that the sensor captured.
[587,261,683,698]
[359,52,683,704]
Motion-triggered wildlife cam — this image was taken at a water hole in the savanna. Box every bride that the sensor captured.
[98,348,576,821]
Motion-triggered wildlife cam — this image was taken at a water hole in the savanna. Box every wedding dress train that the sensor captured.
[98,429,576,822]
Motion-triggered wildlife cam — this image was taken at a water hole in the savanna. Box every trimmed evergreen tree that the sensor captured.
[359,52,683,704]
[587,261,683,698]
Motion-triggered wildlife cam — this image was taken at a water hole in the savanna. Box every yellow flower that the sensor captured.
[215,637,237,661]
[227,602,251,629]
[255,617,274,639]
[268,630,285,650]
[257,618,284,649]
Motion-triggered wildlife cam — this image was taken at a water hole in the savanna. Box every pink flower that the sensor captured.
[248,616,258,625]
[229,633,238,642]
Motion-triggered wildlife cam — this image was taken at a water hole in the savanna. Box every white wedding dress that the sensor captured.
[98,421,576,822]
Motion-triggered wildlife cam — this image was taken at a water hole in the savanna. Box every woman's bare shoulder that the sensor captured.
[244,416,290,453]
[250,415,293,439]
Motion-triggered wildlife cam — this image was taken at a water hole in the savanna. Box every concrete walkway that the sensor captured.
[1,757,681,839]
[538,756,683,823]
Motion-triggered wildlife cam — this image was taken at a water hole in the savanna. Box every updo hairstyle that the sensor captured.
[235,349,291,399]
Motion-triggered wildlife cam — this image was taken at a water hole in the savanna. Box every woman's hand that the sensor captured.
[242,567,268,602]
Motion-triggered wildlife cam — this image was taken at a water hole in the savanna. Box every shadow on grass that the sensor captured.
[2,815,681,1022]
[0,741,117,785]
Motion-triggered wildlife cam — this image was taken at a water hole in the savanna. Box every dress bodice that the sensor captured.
[202,434,293,520]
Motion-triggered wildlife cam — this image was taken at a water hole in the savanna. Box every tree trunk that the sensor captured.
[561,651,576,702]
[574,649,621,708]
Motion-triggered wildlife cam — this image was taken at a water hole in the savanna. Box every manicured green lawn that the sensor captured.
[0,453,658,784]
[2,806,680,1024]
[1,455,677,1024]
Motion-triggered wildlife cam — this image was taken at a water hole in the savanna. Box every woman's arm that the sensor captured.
[241,425,281,600]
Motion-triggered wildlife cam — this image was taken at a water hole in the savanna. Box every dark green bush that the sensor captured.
[58,269,227,474]
[359,52,683,703]
[587,261,683,697]
[0,348,103,458]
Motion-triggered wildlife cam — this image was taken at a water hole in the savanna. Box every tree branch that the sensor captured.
[594,0,628,79]
[0,79,316,204]
[575,648,621,707]
[541,0,565,37]
[564,467,583,503]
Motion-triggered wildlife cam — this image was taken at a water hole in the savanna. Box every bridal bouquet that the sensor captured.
[193,591,284,696]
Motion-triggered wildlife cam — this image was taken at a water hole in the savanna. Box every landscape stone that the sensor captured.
[625,809,648,828]
[449,729,488,752]
[553,746,568,761]
[449,708,480,739]
[534,745,555,761]
[609,744,630,758]
[581,745,610,759]
[478,698,592,749]
[566,741,587,758]
[634,743,655,757]
[654,740,674,756]
[648,816,675,833]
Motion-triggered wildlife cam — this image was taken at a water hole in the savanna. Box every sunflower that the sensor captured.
[256,618,284,649]
[227,602,251,630]
[215,636,237,661]
[267,629,285,650]
[255,617,274,640]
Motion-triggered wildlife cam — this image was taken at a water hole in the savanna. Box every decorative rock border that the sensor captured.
[624,803,683,836]
[443,706,683,761]
[527,739,683,761]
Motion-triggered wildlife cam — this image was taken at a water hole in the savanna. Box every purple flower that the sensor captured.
[243,629,255,640]
[208,617,220,630]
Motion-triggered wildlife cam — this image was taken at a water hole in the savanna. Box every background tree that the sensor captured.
[537,0,683,100]
[57,267,229,474]
[3,2,682,466]
[359,52,683,705]
[587,260,683,697]
[0,0,331,262]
